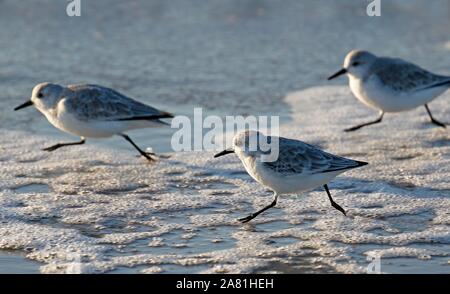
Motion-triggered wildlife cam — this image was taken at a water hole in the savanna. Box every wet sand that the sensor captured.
[0,0,450,273]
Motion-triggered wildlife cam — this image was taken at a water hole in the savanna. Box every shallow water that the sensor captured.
[2,0,450,152]
[0,251,41,274]
[0,0,450,274]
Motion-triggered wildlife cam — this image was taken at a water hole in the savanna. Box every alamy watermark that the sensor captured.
[64,252,83,274]
[366,253,382,274]
[171,108,280,162]
[65,1,381,18]
[66,0,81,17]
[367,0,381,17]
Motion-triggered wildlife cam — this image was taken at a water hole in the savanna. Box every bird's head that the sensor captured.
[15,82,65,112]
[328,50,377,80]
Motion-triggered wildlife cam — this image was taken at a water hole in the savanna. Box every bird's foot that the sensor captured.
[332,203,347,216]
[344,125,365,132]
[142,152,156,162]
[42,145,61,152]
[137,152,171,161]
[137,152,172,162]
[431,119,447,129]
[238,215,256,223]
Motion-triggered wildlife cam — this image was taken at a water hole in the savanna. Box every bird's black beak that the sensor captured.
[327,68,347,80]
[214,149,234,158]
[14,100,33,111]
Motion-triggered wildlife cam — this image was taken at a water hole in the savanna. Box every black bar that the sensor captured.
[0,274,447,292]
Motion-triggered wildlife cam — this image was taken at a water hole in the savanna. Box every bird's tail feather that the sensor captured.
[419,79,450,90]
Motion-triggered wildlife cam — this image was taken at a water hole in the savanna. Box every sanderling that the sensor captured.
[214,130,367,223]
[328,50,450,131]
[14,83,173,161]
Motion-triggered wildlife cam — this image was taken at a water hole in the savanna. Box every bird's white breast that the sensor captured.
[349,75,447,113]
[237,151,343,195]
[39,100,161,138]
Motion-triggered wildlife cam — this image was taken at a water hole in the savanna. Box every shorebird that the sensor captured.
[214,130,367,223]
[328,50,450,131]
[14,83,173,161]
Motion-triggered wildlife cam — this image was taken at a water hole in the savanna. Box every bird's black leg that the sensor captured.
[425,104,446,128]
[239,193,278,223]
[121,134,155,162]
[323,184,346,216]
[344,112,384,132]
[42,138,86,152]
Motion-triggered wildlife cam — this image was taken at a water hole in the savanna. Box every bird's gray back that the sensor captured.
[64,84,169,121]
[371,58,450,92]
[263,137,362,176]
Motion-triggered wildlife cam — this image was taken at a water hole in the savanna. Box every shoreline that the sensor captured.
[1,85,449,274]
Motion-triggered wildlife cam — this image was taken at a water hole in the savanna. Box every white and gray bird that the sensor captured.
[328,50,450,131]
[14,83,173,161]
[214,130,368,223]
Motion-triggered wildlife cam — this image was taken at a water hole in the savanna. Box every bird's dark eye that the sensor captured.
[37,93,43,98]
[352,62,361,67]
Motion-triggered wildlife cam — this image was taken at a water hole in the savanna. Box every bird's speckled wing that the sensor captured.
[372,58,450,92]
[263,137,365,176]
[64,84,173,121]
